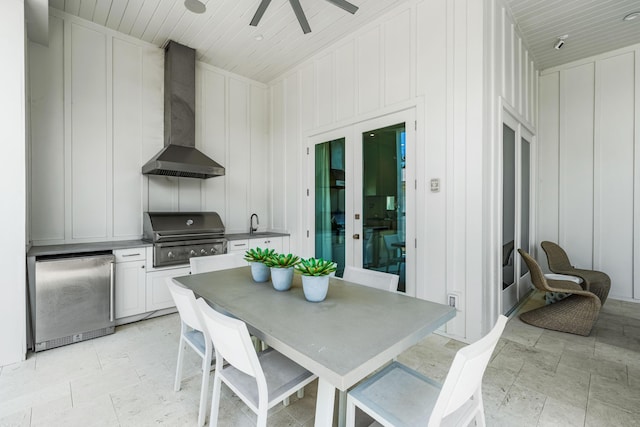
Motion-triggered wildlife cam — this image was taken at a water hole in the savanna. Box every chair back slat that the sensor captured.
[190,253,248,274]
[196,298,259,378]
[166,279,204,331]
[431,315,508,422]
[343,266,398,292]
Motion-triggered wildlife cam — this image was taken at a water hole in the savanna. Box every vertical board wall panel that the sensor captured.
[594,52,635,298]
[335,41,356,122]
[271,80,286,231]
[416,0,447,302]
[537,72,560,260]
[177,179,202,211]
[227,78,250,233]
[357,27,381,114]
[30,16,65,243]
[300,65,315,133]
[285,75,301,236]
[316,53,334,127]
[514,36,522,114]
[502,13,513,105]
[112,39,143,237]
[559,64,594,268]
[70,23,108,239]
[250,86,270,228]
[384,8,411,106]
[200,68,227,215]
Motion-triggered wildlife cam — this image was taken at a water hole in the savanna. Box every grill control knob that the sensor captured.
[167,251,175,259]
[200,249,207,255]
[211,247,218,254]
[190,250,197,256]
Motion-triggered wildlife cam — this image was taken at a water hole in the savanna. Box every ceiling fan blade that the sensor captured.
[325,0,359,15]
[289,0,311,34]
[250,0,272,27]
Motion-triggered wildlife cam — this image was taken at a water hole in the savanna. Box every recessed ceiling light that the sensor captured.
[184,0,206,14]
[369,133,375,137]
[255,34,264,41]
[623,12,640,21]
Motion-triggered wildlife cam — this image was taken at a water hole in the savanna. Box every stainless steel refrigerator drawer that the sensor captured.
[34,251,115,351]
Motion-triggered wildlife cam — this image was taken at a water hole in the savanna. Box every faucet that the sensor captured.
[250,213,259,234]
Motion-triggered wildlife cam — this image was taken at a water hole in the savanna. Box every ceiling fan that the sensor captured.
[250,0,359,34]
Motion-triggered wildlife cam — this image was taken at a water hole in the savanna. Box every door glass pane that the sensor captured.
[315,139,346,277]
[362,123,405,292]
[502,124,516,290]
[520,137,530,276]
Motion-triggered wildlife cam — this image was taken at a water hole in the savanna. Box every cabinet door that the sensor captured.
[115,260,146,319]
[249,236,283,253]
[146,267,191,311]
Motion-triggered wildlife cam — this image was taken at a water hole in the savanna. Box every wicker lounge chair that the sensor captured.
[540,241,611,304]
[518,249,601,336]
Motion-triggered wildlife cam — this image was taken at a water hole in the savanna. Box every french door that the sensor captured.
[308,109,415,294]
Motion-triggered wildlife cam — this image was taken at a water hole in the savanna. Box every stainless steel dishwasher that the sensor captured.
[33,251,116,351]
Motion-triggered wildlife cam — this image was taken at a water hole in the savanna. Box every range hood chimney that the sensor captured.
[142,41,225,179]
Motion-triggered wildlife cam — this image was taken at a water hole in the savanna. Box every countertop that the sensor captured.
[225,232,289,240]
[26,232,290,257]
[27,240,152,257]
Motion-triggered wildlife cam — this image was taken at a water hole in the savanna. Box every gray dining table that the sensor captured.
[174,266,455,427]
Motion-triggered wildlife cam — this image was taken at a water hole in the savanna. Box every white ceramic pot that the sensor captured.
[271,267,294,291]
[301,275,330,302]
[250,262,270,282]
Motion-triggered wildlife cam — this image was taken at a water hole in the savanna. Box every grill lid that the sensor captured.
[143,212,225,242]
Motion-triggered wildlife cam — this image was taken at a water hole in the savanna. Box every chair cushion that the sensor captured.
[221,348,315,409]
[184,329,206,355]
[349,362,441,427]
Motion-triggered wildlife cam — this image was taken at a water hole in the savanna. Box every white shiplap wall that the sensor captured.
[269,0,538,340]
[538,46,639,301]
[29,9,271,246]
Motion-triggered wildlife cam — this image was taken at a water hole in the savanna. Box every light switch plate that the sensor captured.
[430,178,440,192]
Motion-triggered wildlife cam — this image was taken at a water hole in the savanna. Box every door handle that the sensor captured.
[353,234,360,239]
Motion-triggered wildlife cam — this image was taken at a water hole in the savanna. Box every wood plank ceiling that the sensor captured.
[506,0,640,70]
[48,1,640,80]
[48,0,403,83]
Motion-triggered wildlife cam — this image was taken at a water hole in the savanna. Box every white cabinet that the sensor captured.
[114,248,146,319]
[228,239,250,254]
[249,236,288,253]
[146,266,191,311]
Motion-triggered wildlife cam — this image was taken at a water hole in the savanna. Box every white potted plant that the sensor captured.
[294,258,337,302]
[243,247,275,282]
[265,253,300,291]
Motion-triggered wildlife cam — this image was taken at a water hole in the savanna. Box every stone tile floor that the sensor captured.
[1,294,639,426]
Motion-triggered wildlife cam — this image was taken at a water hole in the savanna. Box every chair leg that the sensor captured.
[257,404,268,427]
[174,337,186,392]
[197,351,211,427]
[345,395,356,427]
[209,373,222,427]
[297,387,304,399]
[283,396,290,406]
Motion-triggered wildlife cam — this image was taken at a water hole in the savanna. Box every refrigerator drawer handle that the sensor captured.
[110,262,115,322]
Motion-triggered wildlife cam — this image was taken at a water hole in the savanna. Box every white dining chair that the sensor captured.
[342,265,399,292]
[195,298,317,427]
[166,279,213,427]
[190,252,247,274]
[346,315,508,427]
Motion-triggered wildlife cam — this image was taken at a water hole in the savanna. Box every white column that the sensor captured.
[0,0,27,366]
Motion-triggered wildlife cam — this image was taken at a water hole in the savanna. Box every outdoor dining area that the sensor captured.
[168,251,507,426]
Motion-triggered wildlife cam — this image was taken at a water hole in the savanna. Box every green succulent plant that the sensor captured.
[265,253,300,268]
[244,247,275,263]
[294,258,337,276]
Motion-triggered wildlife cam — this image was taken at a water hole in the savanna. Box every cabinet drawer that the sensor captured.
[228,240,249,253]
[114,248,146,263]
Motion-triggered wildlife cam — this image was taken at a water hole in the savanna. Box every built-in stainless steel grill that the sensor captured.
[143,212,227,267]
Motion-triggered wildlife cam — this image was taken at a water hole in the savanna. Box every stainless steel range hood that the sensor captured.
[142,41,225,179]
